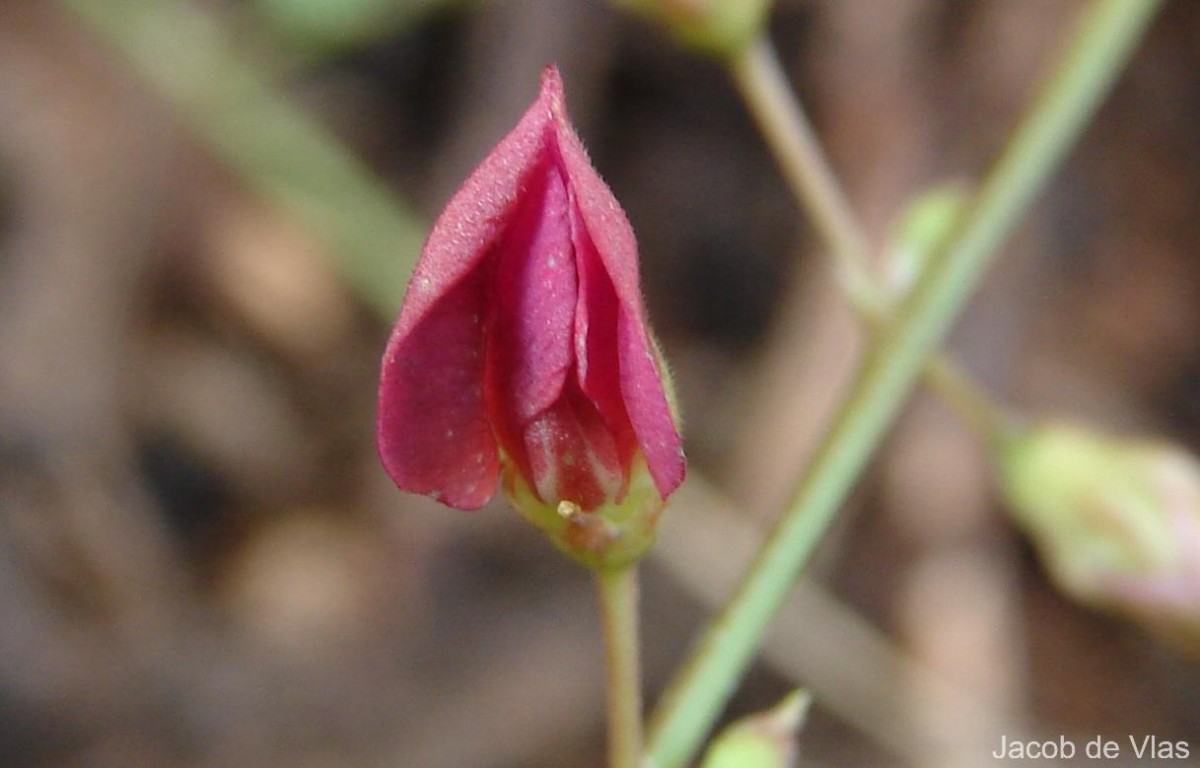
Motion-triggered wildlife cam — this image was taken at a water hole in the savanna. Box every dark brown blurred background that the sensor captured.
[1,1,1198,766]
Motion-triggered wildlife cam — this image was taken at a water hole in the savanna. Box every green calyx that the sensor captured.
[503,452,667,571]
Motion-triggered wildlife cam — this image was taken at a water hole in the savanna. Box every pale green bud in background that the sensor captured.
[699,690,811,768]
[997,423,1200,653]
[613,0,774,58]
[883,182,969,299]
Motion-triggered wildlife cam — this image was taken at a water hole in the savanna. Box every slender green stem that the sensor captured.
[730,31,1012,428]
[598,566,644,768]
[728,37,884,313]
[924,355,1020,443]
[646,2,1162,767]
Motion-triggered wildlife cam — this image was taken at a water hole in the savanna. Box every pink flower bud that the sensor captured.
[377,67,685,567]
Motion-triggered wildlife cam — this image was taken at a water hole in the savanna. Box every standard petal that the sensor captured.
[546,71,645,336]
[388,69,557,346]
[378,266,498,509]
[378,69,561,508]
[618,317,686,496]
[549,74,686,498]
[571,199,638,473]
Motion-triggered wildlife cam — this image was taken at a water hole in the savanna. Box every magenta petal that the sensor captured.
[524,378,623,510]
[377,70,558,509]
[618,317,686,495]
[484,156,578,488]
[571,200,637,471]
[386,70,555,349]
[379,66,684,516]
[486,160,576,423]
[550,78,685,498]
[378,268,498,508]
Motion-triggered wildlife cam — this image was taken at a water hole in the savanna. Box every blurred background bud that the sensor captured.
[613,0,773,58]
[699,690,811,768]
[996,423,1200,652]
[883,182,969,298]
[250,0,449,54]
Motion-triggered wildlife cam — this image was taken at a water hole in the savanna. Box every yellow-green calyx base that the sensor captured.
[503,453,667,571]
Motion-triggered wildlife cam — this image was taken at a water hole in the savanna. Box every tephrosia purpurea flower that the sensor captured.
[378,67,684,568]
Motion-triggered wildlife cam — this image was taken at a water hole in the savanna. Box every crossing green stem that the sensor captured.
[646,3,1163,766]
